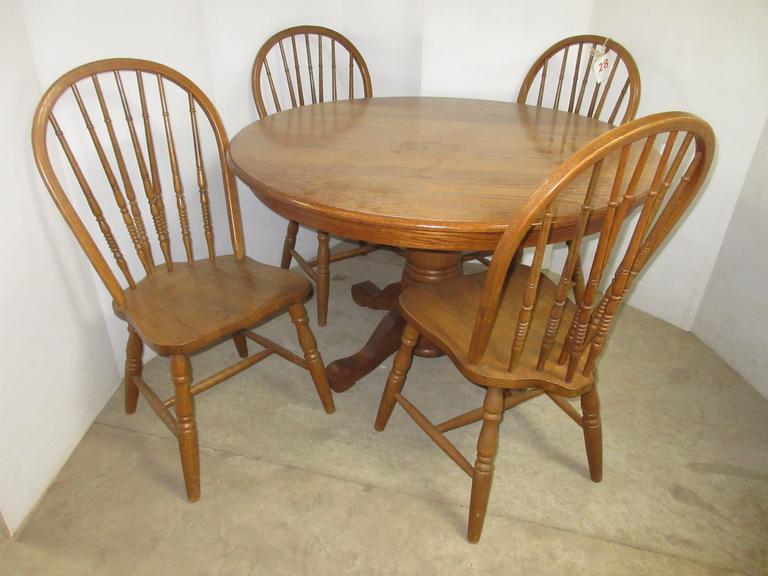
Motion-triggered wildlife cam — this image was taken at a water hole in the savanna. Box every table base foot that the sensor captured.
[351,281,402,310]
[327,249,461,392]
[326,310,404,393]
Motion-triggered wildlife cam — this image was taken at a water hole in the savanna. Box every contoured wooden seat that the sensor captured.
[400,269,591,395]
[33,58,335,502]
[116,256,310,354]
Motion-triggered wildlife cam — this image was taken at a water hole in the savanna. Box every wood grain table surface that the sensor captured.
[227,97,623,392]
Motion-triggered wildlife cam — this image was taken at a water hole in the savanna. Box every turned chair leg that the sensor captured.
[289,303,335,414]
[375,323,420,431]
[124,327,142,414]
[171,355,200,501]
[581,386,602,482]
[316,231,330,326]
[467,387,504,543]
[232,332,248,358]
[281,220,299,269]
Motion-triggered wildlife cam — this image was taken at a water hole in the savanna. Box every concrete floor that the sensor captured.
[1,248,767,575]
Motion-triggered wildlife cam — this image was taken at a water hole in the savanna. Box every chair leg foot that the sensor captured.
[171,355,200,501]
[232,332,248,358]
[375,323,419,431]
[467,388,504,543]
[316,231,330,327]
[289,303,335,414]
[124,327,142,414]
[581,386,602,482]
[281,220,299,269]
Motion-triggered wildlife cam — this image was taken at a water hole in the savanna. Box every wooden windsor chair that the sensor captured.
[252,25,389,326]
[32,58,335,502]
[464,34,642,273]
[376,112,715,542]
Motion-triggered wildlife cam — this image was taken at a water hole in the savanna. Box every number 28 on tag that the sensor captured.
[591,46,611,84]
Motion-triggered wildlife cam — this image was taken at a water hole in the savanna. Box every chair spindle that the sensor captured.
[537,60,547,107]
[568,44,584,114]
[331,38,337,101]
[318,34,324,103]
[574,43,594,116]
[602,136,657,251]
[290,35,304,107]
[509,205,553,370]
[585,74,601,119]
[188,93,215,261]
[157,75,194,264]
[263,59,281,114]
[278,40,298,108]
[305,34,317,105]
[607,78,630,125]
[349,52,354,99]
[553,46,569,111]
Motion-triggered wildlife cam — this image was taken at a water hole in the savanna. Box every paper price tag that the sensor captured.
[591,45,611,84]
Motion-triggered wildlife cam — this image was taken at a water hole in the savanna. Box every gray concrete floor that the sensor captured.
[1,248,767,575]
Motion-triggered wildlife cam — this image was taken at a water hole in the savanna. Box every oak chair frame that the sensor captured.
[32,58,335,501]
[465,34,642,275]
[251,25,382,326]
[376,112,714,542]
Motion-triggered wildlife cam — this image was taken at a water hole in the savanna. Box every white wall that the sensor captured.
[0,0,119,534]
[420,0,594,99]
[588,0,768,328]
[694,116,768,397]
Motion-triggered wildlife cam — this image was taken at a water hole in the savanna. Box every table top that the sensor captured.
[227,97,621,250]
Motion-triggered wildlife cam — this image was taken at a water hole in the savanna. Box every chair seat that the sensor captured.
[399,266,594,396]
[114,256,311,355]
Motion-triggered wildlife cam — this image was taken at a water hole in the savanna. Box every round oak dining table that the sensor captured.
[227,96,618,393]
